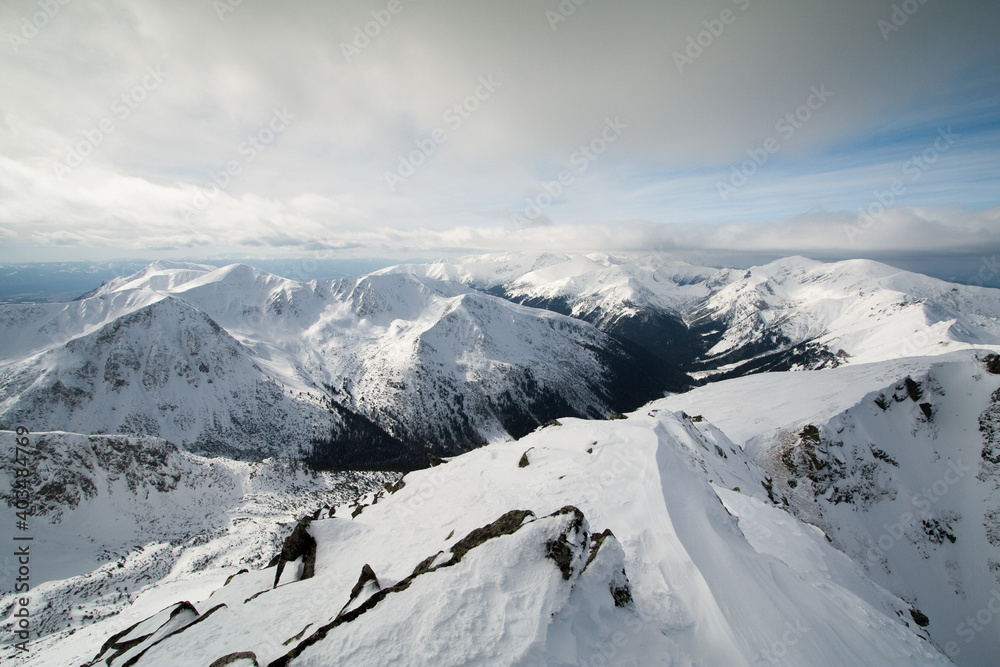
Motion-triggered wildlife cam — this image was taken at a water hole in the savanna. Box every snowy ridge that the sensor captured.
[382,252,717,365]
[86,260,221,297]
[663,350,1000,665]
[3,411,947,666]
[381,251,716,319]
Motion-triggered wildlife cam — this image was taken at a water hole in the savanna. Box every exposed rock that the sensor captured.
[85,601,227,667]
[910,607,930,627]
[410,551,444,577]
[781,424,896,510]
[585,528,613,570]
[544,506,587,580]
[518,448,533,468]
[271,517,316,589]
[799,424,820,444]
[245,590,268,604]
[611,580,633,607]
[223,569,248,586]
[451,510,536,563]
[282,624,312,646]
[581,527,634,607]
[869,445,898,467]
[921,518,957,545]
[983,353,1000,375]
[979,388,1000,465]
[349,564,381,602]
[209,651,259,666]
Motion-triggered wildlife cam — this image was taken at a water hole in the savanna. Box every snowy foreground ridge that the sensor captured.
[8,397,960,666]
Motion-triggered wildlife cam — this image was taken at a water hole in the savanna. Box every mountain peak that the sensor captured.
[93,261,218,297]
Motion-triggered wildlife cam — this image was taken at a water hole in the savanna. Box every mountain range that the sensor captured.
[2,252,1000,665]
[0,260,686,469]
[4,253,998,470]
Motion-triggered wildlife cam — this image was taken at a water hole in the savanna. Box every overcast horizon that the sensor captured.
[1,0,998,266]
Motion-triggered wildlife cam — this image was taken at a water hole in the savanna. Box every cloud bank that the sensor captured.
[0,0,997,261]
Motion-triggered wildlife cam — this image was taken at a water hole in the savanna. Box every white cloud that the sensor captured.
[0,0,997,261]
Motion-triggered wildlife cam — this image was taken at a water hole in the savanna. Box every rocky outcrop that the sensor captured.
[544,506,587,580]
[270,518,317,588]
[97,503,633,667]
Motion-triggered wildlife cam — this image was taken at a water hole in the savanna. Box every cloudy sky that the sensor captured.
[1,0,998,266]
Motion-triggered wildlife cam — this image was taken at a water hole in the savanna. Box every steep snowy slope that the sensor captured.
[0,430,392,643]
[3,410,949,666]
[662,350,1000,666]
[0,262,218,364]
[0,262,684,467]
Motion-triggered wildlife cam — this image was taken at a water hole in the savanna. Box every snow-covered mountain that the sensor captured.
[686,257,1000,378]
[4,253,996,468]
[0,261,685,468]
[383,252,1000,379]
[380,252,715,321]
[2,408,950,666]
[0,294,339,461]
[382,251,717,364]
